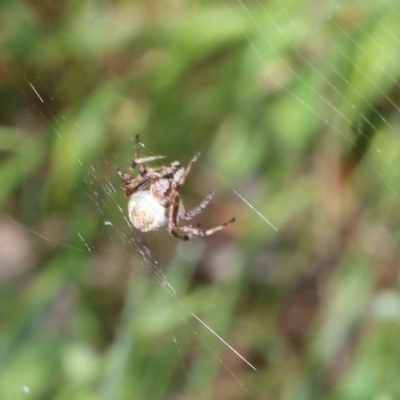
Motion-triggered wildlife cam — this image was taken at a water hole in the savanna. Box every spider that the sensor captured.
[117,135,235,240]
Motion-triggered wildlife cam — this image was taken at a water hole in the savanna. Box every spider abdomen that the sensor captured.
[128,191,167,232]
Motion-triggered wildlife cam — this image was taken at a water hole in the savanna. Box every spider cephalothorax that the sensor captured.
[117,135,235,240]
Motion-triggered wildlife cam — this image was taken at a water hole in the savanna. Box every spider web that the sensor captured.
[1,0,400,398]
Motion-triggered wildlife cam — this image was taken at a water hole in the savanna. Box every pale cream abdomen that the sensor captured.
[128,191,167,232]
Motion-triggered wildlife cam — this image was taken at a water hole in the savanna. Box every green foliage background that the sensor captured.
[1,0,400,399]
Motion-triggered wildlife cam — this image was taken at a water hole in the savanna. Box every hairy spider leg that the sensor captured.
[166,152,202,240]
[169,195,235,239]
[139,161,181,181]
[180,191,215,220]
[178,217,236,238]
[120,155,167,180]
[117,160,182,197]
[133,134,171,175]
[117,171,150,197]
[147,161,181,174]
[131,155,167,176]
[175,152,201,190]
[168,194,189,240]
[134,134,141,158]
[168,152,235,240]
[117,159,179,184]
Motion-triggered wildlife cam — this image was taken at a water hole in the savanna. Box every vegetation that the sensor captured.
[1,0,400,399]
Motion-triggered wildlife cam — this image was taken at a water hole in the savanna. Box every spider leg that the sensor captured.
[133,155,167,175]
[169,189,235,239]
[133,134,147,174]
[117,172,150,197]
[180,191,214,220]
[178,217,236,238]
[117,160,181,198]
[131,134,169,175]
[116,168,130,181]
[174,152,201,190]
[144,161,181,177]
[168,194,191,240]
[118,161,178,181]
[135,134,141,159]
[134,155,167,165]
[117,168,143,194]
[135,161,181,186]
[168,153,235,239]
[170,227,191,241]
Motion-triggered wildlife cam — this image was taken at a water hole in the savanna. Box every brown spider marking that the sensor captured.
[117,135,235,240]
